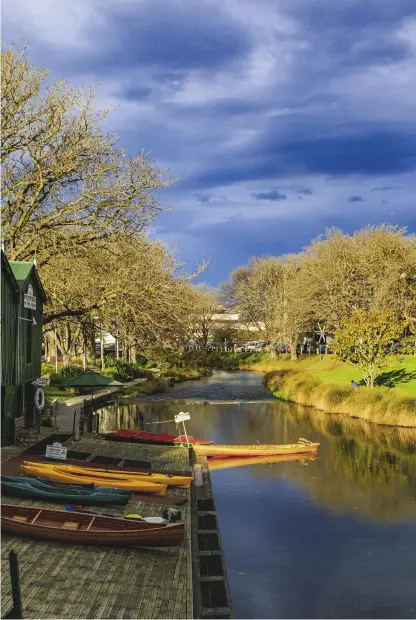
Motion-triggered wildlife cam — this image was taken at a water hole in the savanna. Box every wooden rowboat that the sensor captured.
[1,504,184,547]
[193,440,320,458]
[206,453,318,471]
[23,461,192,489]
[20,465,168,496]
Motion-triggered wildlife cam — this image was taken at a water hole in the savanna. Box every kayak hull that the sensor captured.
[1,482,130,506]
[23,462,192,489]
[20,465,168,496]
[193,441,320,457]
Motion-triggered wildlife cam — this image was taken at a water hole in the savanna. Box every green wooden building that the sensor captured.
[1,251,47,444]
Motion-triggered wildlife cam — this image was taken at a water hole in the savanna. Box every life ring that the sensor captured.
[34,387,45,411]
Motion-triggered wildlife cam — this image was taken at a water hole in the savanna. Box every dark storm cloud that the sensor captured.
[252,190,287,202]
[349,196,364,202]
[184,125,416,191]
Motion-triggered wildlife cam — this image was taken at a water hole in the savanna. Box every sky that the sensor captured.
[3,0,416,286]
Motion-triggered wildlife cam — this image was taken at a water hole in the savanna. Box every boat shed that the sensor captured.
[1,252,47,444]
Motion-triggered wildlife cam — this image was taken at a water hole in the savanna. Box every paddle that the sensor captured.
[64,504,168,524]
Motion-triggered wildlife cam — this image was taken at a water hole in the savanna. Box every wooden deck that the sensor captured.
[1,437,193,619]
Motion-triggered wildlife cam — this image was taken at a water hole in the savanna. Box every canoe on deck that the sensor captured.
[25,455,188,478]
[1,475,132,506]
[23,461,192,489]
[1,504,185,547]
[206,453,319,471]
[20,465,168,496]
[193,440,320,457]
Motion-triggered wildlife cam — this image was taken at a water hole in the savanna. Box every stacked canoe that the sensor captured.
[20,461,192,495]
[1,475,132,506]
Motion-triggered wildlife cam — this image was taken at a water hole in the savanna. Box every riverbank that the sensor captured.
[238,354,416,427]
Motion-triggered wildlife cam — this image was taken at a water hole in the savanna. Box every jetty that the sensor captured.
[1,434,233,619]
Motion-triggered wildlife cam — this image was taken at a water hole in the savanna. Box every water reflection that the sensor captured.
[96,372,416,618]
[98,397,416,522]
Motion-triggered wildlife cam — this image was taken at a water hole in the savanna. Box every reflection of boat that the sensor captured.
[193,440,320,457]
[2,504,185,547]
[23,461,192,489]
[207,453,318,471]
[1,475,132,506]
[20,464,168,496]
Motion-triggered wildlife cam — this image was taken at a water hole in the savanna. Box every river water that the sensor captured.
[97,371,416,619]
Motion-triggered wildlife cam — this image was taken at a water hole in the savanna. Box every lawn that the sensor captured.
[44,385,74,402]
[274,354,416,397]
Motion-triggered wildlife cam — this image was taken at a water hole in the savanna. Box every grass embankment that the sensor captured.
[238,353,416,427]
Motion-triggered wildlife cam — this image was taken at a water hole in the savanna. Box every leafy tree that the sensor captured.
[334,310,409,387]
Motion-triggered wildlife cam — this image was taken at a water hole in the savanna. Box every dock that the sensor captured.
[1,435,233,619]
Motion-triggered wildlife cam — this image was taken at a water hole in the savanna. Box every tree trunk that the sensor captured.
[290,339,298,361]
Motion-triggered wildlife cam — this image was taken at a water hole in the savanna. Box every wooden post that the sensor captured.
[3,551,24,619]
[54,328,58,374]
[100,332,104,371]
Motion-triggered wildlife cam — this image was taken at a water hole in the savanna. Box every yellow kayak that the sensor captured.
[20,465,167,496]
[193,440,320,458]
[23,461,192,489]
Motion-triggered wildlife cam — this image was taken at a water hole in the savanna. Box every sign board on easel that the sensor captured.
[174,412,191,446]
[174,412,190,424]
[45,442,67,461]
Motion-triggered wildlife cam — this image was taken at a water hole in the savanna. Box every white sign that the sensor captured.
[24,285,37,310]
[32,377,50,387]
[45,442,67,460]
[175,412,191,424]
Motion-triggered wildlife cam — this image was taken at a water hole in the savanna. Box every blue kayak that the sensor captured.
[1,475,132,506]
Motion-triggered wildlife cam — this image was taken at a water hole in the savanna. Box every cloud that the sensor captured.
[252,189,287,202]
[2,0,416,285]
[371,185,400,192]
[348,195,364,202]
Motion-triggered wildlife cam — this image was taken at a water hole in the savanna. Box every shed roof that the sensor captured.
[9,261,47,300]
[1,251,19,295]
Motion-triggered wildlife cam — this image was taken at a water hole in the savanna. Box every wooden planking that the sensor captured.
[1,438,193,619]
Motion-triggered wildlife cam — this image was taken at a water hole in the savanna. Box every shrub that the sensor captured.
[60,365,85,380]
[49,372,61,386]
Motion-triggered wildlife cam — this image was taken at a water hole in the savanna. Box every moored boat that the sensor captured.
[1,475,132,506]
[20,464,168,495]
[1,504,185,547]
[193,439,320,458]
[23,461,192,489]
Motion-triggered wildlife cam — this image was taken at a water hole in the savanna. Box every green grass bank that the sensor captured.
[237,353,416,427]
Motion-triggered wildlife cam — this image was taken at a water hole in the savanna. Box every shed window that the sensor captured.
[26,321,32,363]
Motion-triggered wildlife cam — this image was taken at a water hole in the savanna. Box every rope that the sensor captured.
[143,418,177,425]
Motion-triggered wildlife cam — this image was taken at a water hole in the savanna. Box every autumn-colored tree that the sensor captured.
[333,310,409,387]
[1,44,174,325]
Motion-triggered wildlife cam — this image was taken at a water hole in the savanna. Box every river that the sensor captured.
[97,371,416,619]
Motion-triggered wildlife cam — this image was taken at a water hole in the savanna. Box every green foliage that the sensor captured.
[60,365,85,380]
[103,357,146,380]
[334,310,409,387]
